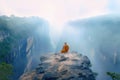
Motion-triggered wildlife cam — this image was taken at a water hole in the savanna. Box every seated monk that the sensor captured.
[61,42,69,53]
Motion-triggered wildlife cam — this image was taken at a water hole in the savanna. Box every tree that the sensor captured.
[0,62,13,80]
[107,72,120,80]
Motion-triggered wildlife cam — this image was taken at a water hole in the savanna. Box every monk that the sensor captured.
[61,42,69,53]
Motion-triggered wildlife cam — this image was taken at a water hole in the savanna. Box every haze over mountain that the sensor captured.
[0,13,120,80]
[1,0,120,80]
[0,16,53,80]
[56,14,120,80]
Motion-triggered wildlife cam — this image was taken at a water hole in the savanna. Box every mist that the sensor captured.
[0,14,120,80]
[51,14,120,80]
[1,0,120,79]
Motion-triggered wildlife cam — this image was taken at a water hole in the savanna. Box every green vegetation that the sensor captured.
[0,62,13,80]
[0,37,12,60]
[0,15,44,60]
[0,15,46,79]
[107,72,120,80]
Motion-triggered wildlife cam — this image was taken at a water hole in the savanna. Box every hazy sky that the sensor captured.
[0,0,120,24]
[0,0,120,35]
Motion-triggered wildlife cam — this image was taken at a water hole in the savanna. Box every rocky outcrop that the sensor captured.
[20,52,96,80]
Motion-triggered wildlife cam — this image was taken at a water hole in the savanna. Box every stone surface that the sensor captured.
[20,52,96,80]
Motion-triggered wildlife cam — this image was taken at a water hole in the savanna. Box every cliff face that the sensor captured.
[0,16,53,80]
[12,34,53,80]
[20,52,96,80]
[63,15,120,80]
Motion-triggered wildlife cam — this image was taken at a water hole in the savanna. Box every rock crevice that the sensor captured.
[20,53,96,80]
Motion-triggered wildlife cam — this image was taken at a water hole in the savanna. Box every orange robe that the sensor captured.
[61,44,69,53]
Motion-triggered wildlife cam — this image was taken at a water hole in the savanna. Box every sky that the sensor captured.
[0,0,109,25]
[0,0,120,25]
[0,0,120,35]
[0,1,119,79]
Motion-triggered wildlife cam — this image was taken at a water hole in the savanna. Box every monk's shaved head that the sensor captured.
[64,42,67,44]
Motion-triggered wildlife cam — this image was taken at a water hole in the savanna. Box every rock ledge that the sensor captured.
[20,52,96,80]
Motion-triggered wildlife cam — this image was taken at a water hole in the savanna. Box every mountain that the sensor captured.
[0,15,53,80]
[57,15,120,80]
[20,52,96,80]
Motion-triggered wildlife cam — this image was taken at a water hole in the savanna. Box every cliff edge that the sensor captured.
[20,52,96,80]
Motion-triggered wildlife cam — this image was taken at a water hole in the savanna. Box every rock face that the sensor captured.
[0,16,53,80]
[20,52,96,80]
[64,15,120,80]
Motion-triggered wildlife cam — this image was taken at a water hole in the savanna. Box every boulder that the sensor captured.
[20,52,96,80]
